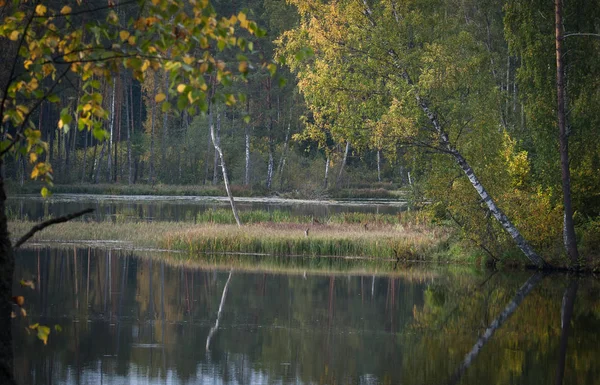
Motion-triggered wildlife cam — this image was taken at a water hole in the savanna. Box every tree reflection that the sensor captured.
[445,272,543,385]
[555,278,578,385]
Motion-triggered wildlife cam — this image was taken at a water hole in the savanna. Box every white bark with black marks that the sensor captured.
[210,108,241,227]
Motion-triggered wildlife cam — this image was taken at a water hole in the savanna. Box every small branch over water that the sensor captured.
[14,208,94,249]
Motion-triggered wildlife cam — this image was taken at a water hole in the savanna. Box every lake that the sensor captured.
[12,247,600,385]
[7,194,407,223]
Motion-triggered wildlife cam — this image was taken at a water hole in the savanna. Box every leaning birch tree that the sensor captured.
[279,0,550,268]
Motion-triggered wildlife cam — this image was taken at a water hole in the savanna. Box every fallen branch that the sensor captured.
[14,208,95,249]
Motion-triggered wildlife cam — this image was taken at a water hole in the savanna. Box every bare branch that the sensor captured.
[14,208,94,249]
[563,32,600,39]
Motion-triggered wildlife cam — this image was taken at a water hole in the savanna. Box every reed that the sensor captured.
[9,219,451,260]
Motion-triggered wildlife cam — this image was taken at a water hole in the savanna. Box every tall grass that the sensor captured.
[9,219,450,260]
[164,222,449,260]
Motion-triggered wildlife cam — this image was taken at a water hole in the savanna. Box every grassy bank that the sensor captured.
[9,219,451,261]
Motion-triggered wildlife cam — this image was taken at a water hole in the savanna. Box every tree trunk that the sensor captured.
[555,0,579,264]
[212,112,220,186]
[376,149,382,182]
[161,72,169,173]
[210,108,242,227]
[324,155,330,188]
[81,128,88,183]
[149,72,157,185]
[389,51,549,268]
[0,160,16,384]
[244,125,251,186]
[126,77,132,185]
[89,135,97,182]
[94,140,106,184]
[107,80,116,183]
[203,115,212,185]
[278,106,292,190]
[336,140,350,187]
[266,141,274,189]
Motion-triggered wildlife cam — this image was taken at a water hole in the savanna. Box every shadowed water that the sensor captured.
[7,194,406,222]
[12,247,600,385]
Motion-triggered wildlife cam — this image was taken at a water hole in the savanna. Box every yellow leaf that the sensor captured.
[24,60,33,70]
[35,5,47,16]
[29,153,38,163]
[41,187,49,198]
[238,61,248,73]
[119,30,130,42]
[177,84,186,93]
[155,93,166,103]
[183,56,194,65]
[58,119,64,129]
[31,167,39,179]
[9,31,19,41]
[238,12,248,28]
[127,36,136,45]
[60,5,72,14]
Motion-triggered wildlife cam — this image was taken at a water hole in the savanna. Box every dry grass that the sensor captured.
[10,219,451,260]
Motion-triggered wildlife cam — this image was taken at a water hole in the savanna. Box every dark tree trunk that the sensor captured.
[555,0,579,264]
[0,160,16,384]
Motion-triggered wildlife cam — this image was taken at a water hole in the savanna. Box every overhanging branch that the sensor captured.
[14,208,94,249]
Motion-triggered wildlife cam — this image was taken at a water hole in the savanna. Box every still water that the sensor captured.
[7,194,406,222]
[12,248,600,385]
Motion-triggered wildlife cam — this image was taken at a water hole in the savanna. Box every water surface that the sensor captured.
[8,194,406,222]
[12,247,600,384]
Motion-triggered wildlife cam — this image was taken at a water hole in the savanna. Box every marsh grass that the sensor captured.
[196,208,427,227]
[164,222,449,259]
[9,217,451,260]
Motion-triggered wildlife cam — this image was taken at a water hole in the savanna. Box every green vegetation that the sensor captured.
[9,217,450,261]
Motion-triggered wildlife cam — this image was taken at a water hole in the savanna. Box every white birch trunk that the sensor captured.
[324,156,330,188]
[210,108,242,227]
[388,51,549,268]
[336,140,350,186]
[266,145,274,190]
[245,125,250,186]
[107,80,116,182]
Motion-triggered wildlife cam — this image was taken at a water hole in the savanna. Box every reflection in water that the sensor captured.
[206,269,233,351]
[11,248,600,384]
[446,272,543,385]
[555,279,578,385]
[7,194,406,223]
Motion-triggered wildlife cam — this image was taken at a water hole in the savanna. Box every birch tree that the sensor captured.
[279,0,550,268]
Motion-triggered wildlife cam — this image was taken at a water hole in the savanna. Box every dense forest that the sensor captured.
[1,1,600,264]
